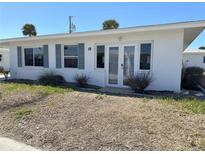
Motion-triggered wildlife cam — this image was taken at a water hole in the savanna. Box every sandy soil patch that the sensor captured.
[0,88,205,150]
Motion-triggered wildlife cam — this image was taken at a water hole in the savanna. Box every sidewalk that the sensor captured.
[0,137,39,151]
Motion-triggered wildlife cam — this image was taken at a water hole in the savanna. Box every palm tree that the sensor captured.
[102,19,119,30]
[22,24,37,37]
[199,46,205,50]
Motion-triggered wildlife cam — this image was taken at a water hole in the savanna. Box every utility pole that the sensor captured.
[69,16,76,33]
[69,16,72,33]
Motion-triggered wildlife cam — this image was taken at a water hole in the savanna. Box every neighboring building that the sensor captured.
[183,48,205,69]
[0,20,205,92]
[0,48,10,70]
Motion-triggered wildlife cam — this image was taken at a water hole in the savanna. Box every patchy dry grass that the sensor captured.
[0,83,75,94]
[14,107,34,119]
[198,140,205,150]
[0,82,205,150]
[95,93,107,100]
[179,99,205,114]
[156,97,205,114]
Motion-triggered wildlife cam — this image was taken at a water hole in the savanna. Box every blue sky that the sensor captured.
[0,2,205,48]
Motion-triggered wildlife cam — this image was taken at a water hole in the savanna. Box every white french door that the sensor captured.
[106,44,137,87]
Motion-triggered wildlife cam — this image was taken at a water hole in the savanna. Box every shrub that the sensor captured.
[184,67,204,76]
[126,72,152,93]
[37,72,65,86]
[74,74,89,87]
[0,66,3,73]
[182,67,205,90]
[0,66,10,80]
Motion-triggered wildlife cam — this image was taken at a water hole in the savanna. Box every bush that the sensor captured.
[126,72,152,93]
[184,67,204,76]
[182,67,205,91]
[0,66,3,73]
[74,74,89,87]
[37,72,65,86]
[0,66,10,80]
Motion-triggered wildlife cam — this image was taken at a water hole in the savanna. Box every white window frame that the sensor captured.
[63,44,79,69]
[94,44,105,70]
[23,46,44,68]
[138,41,153,72]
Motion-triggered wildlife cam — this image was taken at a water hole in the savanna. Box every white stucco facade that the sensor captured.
[183,49,205,69]
[0,48,10,70]
[1,21,205,92]
[7,29,183,92]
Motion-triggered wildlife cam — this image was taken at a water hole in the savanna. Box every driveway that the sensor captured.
[0,137,39,151]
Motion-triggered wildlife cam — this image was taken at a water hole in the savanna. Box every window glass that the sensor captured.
[0,54,2,61]
[34,47,44,66]
[123,46,134,85]
[24,47,44,67]
[96,45,105,68]
[108,47,119,84]
[64,45,78,56]
[203,56,205,63]
[64,45,78,68]
[24,48,33,66]
[64,57,78,68]
[140,43,151,70]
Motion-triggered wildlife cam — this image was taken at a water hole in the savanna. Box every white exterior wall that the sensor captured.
[9,29,184,92]
[183,53,205,69]
[0,48,10,70]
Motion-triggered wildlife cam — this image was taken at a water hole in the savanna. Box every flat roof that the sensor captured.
[183,48,205,54]
[0,20,205,44]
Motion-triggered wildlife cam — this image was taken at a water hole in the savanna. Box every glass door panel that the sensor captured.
[109,47,119,84]
[123,46,134,85]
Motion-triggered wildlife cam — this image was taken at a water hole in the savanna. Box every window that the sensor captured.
[0,54,2,62]
[25,48,33,66]
[203,56,205,63]
[140,43,151,70]
[24,47,44,66]
[64,45,78,68]
[96,45,105,68]
[34,48,44,66]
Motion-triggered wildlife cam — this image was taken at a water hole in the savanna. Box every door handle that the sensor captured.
[121,64,123,69]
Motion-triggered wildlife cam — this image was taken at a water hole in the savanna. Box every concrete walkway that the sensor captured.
[0,137,39,151]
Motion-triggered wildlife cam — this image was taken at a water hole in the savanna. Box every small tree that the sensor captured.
[22,24,37,37]
[103,19,119,30]
[199,46,205,50]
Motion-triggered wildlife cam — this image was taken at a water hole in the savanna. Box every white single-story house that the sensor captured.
[0,48,10,70]
[0,20,205,92]
[183,48,205,69]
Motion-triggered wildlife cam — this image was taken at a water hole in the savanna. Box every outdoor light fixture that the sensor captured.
[88,47,92,51]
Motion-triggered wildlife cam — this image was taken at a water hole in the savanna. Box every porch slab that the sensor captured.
[99,87,134,95]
